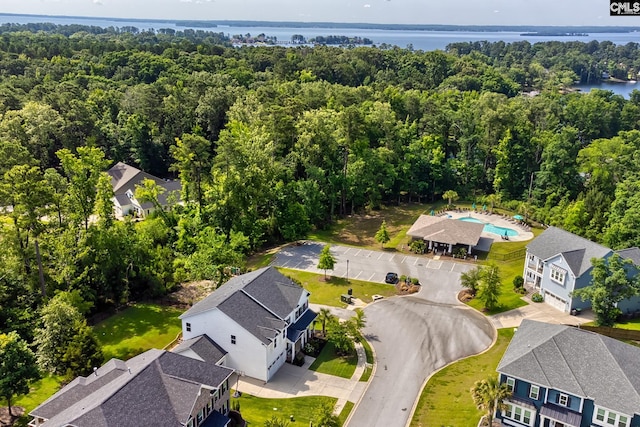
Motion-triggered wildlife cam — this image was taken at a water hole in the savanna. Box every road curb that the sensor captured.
[343,332,377,427]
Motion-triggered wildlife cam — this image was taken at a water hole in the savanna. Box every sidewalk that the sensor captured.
[231,334,370,416]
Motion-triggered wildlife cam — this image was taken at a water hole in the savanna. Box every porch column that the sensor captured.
[468,244,472,254]
[448,244,453,253]
[428,240,433,250]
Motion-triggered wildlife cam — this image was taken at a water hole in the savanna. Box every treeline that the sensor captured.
[447,39,640,83]
[2,24,640,354]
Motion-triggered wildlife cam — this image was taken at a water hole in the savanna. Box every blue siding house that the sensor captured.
[496,320,640,427]
[523,226,640,314]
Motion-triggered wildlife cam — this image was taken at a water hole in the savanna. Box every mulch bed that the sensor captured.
[395,281,421,295]
[0,406,24,427]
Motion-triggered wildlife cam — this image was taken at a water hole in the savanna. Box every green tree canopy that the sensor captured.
[573,254,640,326]
[0,331,41,417]
[317,244,336,280]
[375,220,391,248]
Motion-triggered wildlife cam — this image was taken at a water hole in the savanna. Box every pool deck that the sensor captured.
[446,210,534,245]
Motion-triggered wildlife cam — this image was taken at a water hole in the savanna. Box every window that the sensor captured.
[503,403,534,426]
[596,408,606,422]
[592,407,630,427]
[186,322,191,332]
[505,377,515,392]
[529,385,539,400]
[557,393,569,407]
[197,409,204,424]
[550,265,566,285]
[231,335,236,345]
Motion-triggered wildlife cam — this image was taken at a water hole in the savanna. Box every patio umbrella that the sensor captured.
[482,204,487,211]
[472,203,476,210]
[513,214,524,220]
[430,209,435,216]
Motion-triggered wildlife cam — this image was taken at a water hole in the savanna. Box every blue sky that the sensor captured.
[0,0,634,26]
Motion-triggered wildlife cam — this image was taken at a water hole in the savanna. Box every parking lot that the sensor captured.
[273,242,476,289]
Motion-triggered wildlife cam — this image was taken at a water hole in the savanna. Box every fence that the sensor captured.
[487,247,526,262]
[163,332,183,350]
[578,325,640,341]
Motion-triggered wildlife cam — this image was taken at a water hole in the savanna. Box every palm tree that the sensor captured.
[471,376,511,426]
[484,193,501,214]
[317,308,333,337]
[442,190,459,208]
[460,266,483,296]
[349,309,367,336]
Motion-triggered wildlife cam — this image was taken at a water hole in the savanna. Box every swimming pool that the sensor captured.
[458,217,518,237]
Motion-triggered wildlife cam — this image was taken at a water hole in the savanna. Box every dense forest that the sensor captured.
[2,23,640,376]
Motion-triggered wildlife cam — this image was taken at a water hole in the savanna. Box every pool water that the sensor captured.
[458,217,518,237]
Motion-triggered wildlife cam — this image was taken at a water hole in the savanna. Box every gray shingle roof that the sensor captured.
[407,215,484,246]
[106,161,181,204]
[30,349,234,427]
[526,227,611,277]
[498,320,640,416]
[616,247,640,266]
[173,335,227,364]
[217,291,286,344]
[180,266,305,321]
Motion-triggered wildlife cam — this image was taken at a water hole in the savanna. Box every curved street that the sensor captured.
[273,243,495,427]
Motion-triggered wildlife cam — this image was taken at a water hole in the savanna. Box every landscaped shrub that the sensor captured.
[399,275,407,283]
[512,275,524,289]
[531,292,543,303]
[411,277,420,285]
[293,352,305,366]
[409,239,426,254]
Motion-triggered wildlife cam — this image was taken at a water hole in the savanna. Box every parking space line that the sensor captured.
[413,258,419,265]
[343,248,351,254]
[390,254,395,262]
[368,273,376,281]
[401,256,407,263]
[378,253,383,260]
[355,271,363,279]
[451,263,456,272]
[294,261,303,269]
[355,249,361,256]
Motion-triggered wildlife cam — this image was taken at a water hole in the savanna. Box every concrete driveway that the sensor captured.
[273,243,495,427]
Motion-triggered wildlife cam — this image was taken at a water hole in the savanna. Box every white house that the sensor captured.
[180,266,317,382]
[106,162,181,218]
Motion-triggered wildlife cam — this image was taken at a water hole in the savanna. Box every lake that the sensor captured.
[3,14,640,52]
[574,80,640,98]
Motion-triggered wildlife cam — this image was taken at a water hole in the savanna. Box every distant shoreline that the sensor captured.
[0,12,638,34]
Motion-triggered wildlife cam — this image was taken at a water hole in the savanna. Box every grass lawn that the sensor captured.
[94,303,183,362]
[338,401,355,425]
[466,227,543,315]
[277,268,397,306]
[15,374,64,413]
[231,394,336,426]
[307,203,436,251]
[309,341,357,379]
[411,328,515,427]
[246,249,277,269]
[584,318,640,331]
[359,335,374,382]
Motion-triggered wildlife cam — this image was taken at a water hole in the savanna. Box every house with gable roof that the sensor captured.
[496,319,640,427]
[523,226,640,314]
[29,347,235,427]
[179,266,317,382]
[106,162,181,218]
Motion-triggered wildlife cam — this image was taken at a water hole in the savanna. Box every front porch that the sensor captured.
[286,309,317,363]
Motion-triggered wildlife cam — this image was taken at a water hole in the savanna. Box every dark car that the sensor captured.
[385,272,399,284]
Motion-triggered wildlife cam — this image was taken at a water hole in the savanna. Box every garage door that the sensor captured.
[544,291,567,312]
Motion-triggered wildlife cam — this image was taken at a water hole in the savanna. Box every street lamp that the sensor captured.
[346,259,349,283]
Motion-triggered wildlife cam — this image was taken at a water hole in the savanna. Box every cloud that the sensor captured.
[363,4,371,7]
[93,0,102,4]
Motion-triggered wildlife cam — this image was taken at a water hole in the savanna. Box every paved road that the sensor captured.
[273,243,495,427]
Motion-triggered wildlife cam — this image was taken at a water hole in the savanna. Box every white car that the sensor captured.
[372,294,384,301]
